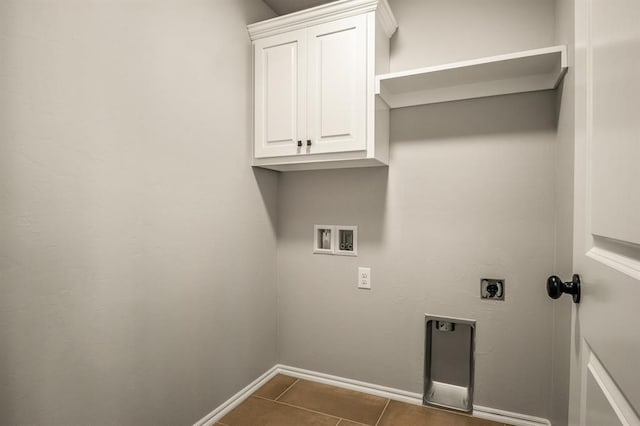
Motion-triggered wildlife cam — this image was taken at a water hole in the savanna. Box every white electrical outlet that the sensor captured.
[358,267,371,289]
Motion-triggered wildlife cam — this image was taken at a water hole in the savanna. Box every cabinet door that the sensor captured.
[254,30,306,158]
[307,15,367,154]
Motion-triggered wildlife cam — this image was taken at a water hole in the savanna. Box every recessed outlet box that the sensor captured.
[335,226,357,256]
[481,279,505,300]
[313,225,335,254]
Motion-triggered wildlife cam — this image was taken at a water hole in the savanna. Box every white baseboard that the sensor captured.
[194,364,552,426]
[193,365,279,426]
[277,364,424,406]
[474,405,551,426]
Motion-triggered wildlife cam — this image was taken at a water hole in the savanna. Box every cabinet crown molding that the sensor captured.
[248,0,397,40]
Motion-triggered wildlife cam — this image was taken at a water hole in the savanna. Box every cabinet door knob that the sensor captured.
[297,140,302,147]
[307,140,312,146]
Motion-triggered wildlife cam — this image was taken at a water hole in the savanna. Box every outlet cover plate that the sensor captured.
[358,267,371,289]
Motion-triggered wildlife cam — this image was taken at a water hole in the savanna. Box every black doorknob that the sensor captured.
[547,274,581,303]
[297,140,302,147]
[307,139,312,146]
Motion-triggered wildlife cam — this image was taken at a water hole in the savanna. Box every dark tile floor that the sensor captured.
[218,374,506,426]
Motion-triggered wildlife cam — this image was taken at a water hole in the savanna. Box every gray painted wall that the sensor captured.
[389,0,557,71]
[276,0,562,419]
[0,0,575,423]
[0,0,277,424]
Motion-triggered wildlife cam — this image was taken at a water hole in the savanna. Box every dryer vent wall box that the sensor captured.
[248,0,397,172]
[424,315,476,413]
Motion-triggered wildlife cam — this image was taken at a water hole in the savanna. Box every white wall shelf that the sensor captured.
[375,45,567,108]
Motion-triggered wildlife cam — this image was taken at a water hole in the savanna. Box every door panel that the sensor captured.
[572,0,640,424]
[589,0,640,245]
[585,350,636,426]
[586,374,622,426]
[307,15,367,154]
[254,30,306,158]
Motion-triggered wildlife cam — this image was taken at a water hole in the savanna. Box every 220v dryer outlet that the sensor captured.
[481,278,505,300]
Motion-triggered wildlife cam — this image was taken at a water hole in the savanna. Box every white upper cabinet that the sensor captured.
[248,0,397,172]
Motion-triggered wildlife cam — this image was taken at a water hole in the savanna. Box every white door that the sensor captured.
[254,29,306,158]
[306,15,367,155]
[570,0,640,424]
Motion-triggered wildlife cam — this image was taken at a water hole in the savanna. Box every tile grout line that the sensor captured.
[264,378,389,426]
[343,420,370,426]
[245,377,504,426]
[253,380,380,426]
[274,378,300,401]
[238,375,506,426]
[335,418,370,426]
[253,395,342,421]
[337,418,372,426]
[374,398,391,426]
